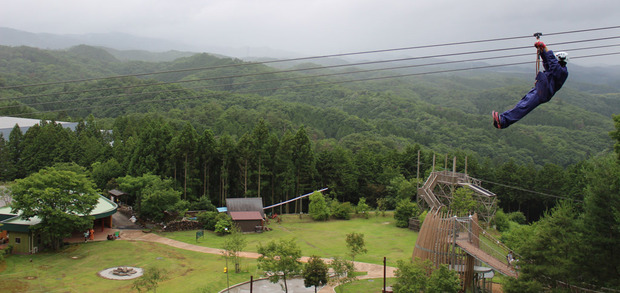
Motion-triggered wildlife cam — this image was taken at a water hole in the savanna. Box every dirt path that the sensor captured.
[119,230,396,292]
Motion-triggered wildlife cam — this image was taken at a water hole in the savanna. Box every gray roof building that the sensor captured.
[225,198,265,218]
[0,116,78,139]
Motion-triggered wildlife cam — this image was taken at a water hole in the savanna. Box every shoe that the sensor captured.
[492,111,502,129]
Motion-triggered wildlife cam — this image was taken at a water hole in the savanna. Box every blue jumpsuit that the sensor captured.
[499,50,568,128]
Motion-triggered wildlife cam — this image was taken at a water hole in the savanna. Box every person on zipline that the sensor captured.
[493,41,569,129]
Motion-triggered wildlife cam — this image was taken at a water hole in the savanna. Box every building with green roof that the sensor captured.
[0,195,117,254]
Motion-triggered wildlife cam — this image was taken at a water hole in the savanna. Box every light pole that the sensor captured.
[226,255,230,292]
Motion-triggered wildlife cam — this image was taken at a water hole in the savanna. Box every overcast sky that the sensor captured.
[2,0,620,65]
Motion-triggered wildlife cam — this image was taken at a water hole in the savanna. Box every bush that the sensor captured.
[197,211,219,230]
[1,245,13,257]
[503,277,543,293]
[394,199,419,228]
[507,211,526,224]
[332,201,353,220]
[309,191,330,221]
[494,210,510,232]
[418,210,428,225]
[215,214,233,235]
[140,188,183,222]
[356,198,370,218]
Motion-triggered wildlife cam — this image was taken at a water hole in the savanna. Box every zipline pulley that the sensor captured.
[534,32,543,76]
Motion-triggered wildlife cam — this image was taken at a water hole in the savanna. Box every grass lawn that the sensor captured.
[0,213,416,292]
[0,240,260,293]
[160,212,418,267]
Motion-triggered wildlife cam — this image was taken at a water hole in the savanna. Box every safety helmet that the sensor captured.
[555,52,569,64]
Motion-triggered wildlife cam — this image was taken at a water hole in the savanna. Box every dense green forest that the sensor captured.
[0,44,618,219]
[0,44,619,290]
[0,45,617,167]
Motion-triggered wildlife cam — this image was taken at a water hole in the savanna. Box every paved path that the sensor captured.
[119,230,396,292]
[113,207,143,229]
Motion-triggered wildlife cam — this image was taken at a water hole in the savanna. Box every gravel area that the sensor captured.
[98,267,144,280]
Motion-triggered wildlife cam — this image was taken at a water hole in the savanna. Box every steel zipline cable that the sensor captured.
[477,178,584,202]
[1,24,620,91]
[2,35,620,106]
[6,50,620,117]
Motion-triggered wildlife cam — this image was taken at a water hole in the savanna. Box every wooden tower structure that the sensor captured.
[417,155,497,224]
[413,209,517,292]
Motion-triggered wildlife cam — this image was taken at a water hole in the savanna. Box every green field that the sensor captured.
[161,213,417,267]
[0,213,416,292]
[1,240,260,293]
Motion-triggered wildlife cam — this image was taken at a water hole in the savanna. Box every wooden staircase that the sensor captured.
[455,237,518,278]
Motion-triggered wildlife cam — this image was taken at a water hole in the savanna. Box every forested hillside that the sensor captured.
[1,43,620,291]
[0,44,619,221]
[0,45,616,167]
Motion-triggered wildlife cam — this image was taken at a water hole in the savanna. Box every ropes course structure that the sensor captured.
[413,209,518,292]
[413,208,620,293]
[417,155,497,224]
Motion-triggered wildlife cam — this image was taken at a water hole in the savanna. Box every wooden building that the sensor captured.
[229,211,264,233]
[225,198,265,232]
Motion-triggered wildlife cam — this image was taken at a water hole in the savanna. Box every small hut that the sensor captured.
[225,198,265,232]
[108,189,128,205]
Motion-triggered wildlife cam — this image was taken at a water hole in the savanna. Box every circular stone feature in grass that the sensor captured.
[98,267,144,280]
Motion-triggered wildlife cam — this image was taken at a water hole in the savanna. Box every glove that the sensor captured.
[534,41,546,49]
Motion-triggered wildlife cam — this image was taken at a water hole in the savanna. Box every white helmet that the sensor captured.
[555,52,569,64]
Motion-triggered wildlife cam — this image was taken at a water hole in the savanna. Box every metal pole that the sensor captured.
[383,257,387,293]
[250,275,253,293]
[226,256,230,292]
[416,150,420,189]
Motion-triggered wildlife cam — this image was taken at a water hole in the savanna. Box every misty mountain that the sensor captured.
[2,26,620,92]
[0,27,305,61]
[0,27,184,51]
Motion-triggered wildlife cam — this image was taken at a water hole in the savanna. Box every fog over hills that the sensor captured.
[1,26,620,91]
[0,27,303,60]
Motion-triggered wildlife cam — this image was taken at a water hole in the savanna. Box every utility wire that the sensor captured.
[3,44,619,111]
[3,35,620,104]
[2,25,620,91]
[9,51,620,117]
[0,44,535,103]
[477,178,584,202]
[0,43,537,102]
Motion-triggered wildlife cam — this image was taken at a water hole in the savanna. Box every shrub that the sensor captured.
[507,211,527,224]
[394,199,419,228]
[332,201,353,220]
[494,210,510,232]
[418,210,428,224]
[309,191,330,221]
[215,214,233,235]
[196,211,219,230]
[356,198,370,219]
[503,277,543,293]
